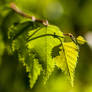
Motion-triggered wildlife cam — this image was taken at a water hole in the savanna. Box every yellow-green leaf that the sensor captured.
[27,25,64,84]
[77,36,86,45]
[54,42,79,86]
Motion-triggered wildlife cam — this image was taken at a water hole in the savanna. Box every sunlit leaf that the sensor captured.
[54,42,79,86]
[27,25,64,84]
[77,36,86,45]
[8,23,64,88]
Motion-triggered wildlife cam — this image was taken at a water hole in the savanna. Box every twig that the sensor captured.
[10,2,77,44]
[63,33,74,37]
[10,2,48,26]
[63,33,77,44]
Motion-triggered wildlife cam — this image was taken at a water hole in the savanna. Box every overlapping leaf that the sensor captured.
[8,21,44,88]
[54,42,79,86]
[18,48,42,88]
[8,22,64,88]
[8,17,86,88]
[27,25,64,84]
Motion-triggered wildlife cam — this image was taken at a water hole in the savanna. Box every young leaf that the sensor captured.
[77,36,86,45]
[54,42,79,86]
[27,25,64,84]
[8,21,43,88]
[19,49,42,88]
[8,22,64,88]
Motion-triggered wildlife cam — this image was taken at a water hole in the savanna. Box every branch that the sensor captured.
[10,2,77,44]
[10,2,48,26]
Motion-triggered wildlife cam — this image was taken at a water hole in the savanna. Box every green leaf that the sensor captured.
[8,22,64,88]
[18,49,42,88]
[54,42,79,86]
[27,25,64,84]
[8,21,44,88]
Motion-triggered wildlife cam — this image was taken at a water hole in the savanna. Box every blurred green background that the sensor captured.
[0,0,92,92]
